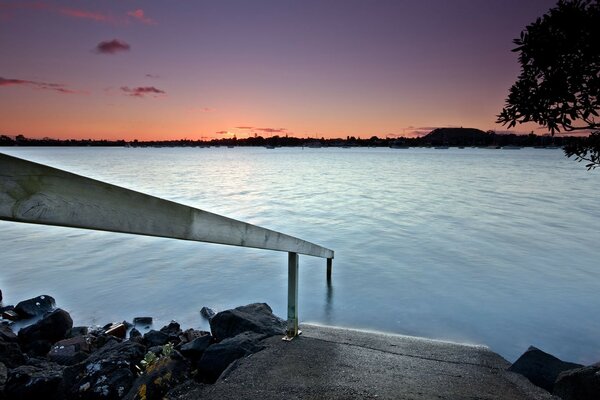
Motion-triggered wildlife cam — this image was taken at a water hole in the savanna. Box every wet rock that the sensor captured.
[179,335,212,360]
[209,303,285,341]
[18,309,73,351]
[159,321,182,342]
[0,289,2,302]
[0,339,27,368]
[508,346,583,392]
[196,331,266,383]
[129,328,141,339]
[1,309,20,322]
[48,336,92,365]
[4,360,64,400]
[179,329,209,344]
[105,323,127,339]
[554,362,600,400]
[133,317,152,326]
[143,330,169,347]
[69,326,89,338]
[0,325,17,342]
[200,307,216,321]
[64,340,145,400]
[14,295,55,319]
[125,357,190,400]
[0,361,7,389]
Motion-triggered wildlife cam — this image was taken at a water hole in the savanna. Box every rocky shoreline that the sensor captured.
[0,292,598,400]
[0,293,286,399]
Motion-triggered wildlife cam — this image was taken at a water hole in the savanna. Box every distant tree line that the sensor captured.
[0,131,586,148]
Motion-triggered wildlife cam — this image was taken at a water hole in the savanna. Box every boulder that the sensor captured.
[18,309,73,352]
[200,307,216,321]
[132,317,152,326]
[143,330,170,347]
[0,325,17,342]
[159,321,182,342]
[14,295,55,319]
[47,336,92,365]
[0,361,7,390]
[196,331,266,382]
[129,328,141,339]
[508,346,583,392]
[4,361,64,400]
[1,309,20,322]
[209,303,285,340]
[554,362,600,400]
[124,357,190,400]
[0,289,2,302]
[0,339,27,368]
[69,326,89,338]
[105,323,127,339]
[179,335,212,360]
[63,340,146,399]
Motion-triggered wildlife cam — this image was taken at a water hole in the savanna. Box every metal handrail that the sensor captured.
[0,153,334,338]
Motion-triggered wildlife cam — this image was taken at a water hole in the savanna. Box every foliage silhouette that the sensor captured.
[497,0,600,169]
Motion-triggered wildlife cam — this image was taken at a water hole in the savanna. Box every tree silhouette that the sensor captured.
[497,0,600,169]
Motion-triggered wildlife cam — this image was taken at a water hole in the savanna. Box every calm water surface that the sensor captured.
[1,147,598,364]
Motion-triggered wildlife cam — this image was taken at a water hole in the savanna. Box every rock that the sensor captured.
[48,336,92,365]
[0,361,7,388]
[133,317,152,326]
[4,361,64,400]
[0,339,27,368]
[69,326,89,338]
[2,309,20,322]
[124,357,190,400]
[14,295,55,319]
[64,340,146,399]
[200,307,216,321]
[105,323,127,339]
[508,346,583,392]
[0,325,17,342]
[179,335,212,360]
[129,328,141,339]
[160,321,182,341]
[179,329,210,344]
[0,289,2,302]
[196,331,266,383]
[554,362,600,400]
[143,330,170,347]
[209,303,285,340]
[18,309,73,352]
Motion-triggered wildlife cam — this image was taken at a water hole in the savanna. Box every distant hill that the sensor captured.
[423,128,490,145]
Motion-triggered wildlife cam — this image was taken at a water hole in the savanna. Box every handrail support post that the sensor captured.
[327,257,333,282]
[284,251,299,340]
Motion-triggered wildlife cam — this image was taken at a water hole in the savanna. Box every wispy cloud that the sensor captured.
[96,39,130,54]
[121,86,166,98]
[60,7,112,22]
[0,76,84,94]
[235,126,254,130]
[215,131,228,135]
[256,127,287,133]
[145,73,160,79]
[127,9,155,25]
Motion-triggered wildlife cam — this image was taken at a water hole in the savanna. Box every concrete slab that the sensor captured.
[176,324,556,399]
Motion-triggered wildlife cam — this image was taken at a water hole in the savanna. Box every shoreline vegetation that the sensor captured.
[0,128,583,149]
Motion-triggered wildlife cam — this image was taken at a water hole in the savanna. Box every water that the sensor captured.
[1,146,599,364]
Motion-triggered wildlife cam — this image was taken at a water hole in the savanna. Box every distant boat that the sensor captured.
[265,145,276,149]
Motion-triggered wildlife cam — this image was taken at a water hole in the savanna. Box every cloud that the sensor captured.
[256,127,287,133]
[127,9,155,25]
[145,74,160,79]
[60,8,112,22]
[120,86,166,98]
[215,131,228,135]
[96,39,130,54]
[235,126,254,130]
[0,76,84,94]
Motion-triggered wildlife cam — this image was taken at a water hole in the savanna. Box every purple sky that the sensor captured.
[0,0,557,140]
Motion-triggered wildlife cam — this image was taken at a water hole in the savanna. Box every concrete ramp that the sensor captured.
[179,325,556,400]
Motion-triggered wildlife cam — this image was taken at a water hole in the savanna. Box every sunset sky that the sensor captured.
[0,0,557,141]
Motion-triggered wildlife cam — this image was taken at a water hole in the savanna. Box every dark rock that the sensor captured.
[18,309,73,351]
[69,326,89,338]
[64,340,146,399]
[554,362,600,400]
[179,329,210,344]
[209,303,285,340]
[147,346,164,356]
[0,361,7,389]
[160,321,182,342]
[4,360,64,400]
[122,320,133,330]
[14,295,55,319]
[0,339,27,368]
[196,331,266,383]
[124,357,190,400]
[129,328,141,339]
[508,346,583,392]
[105,323,127,339]
[0,325,17,342]
[179,335,212,360]
[200,307,216,321]
[0,305,15,314]
[48,336,92,365]
[144,330,169,347]
[0,289,2,302]
[133,317,152,325]
[2,309,20,322]
[25,340,53,357]
[94,334,120,350]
